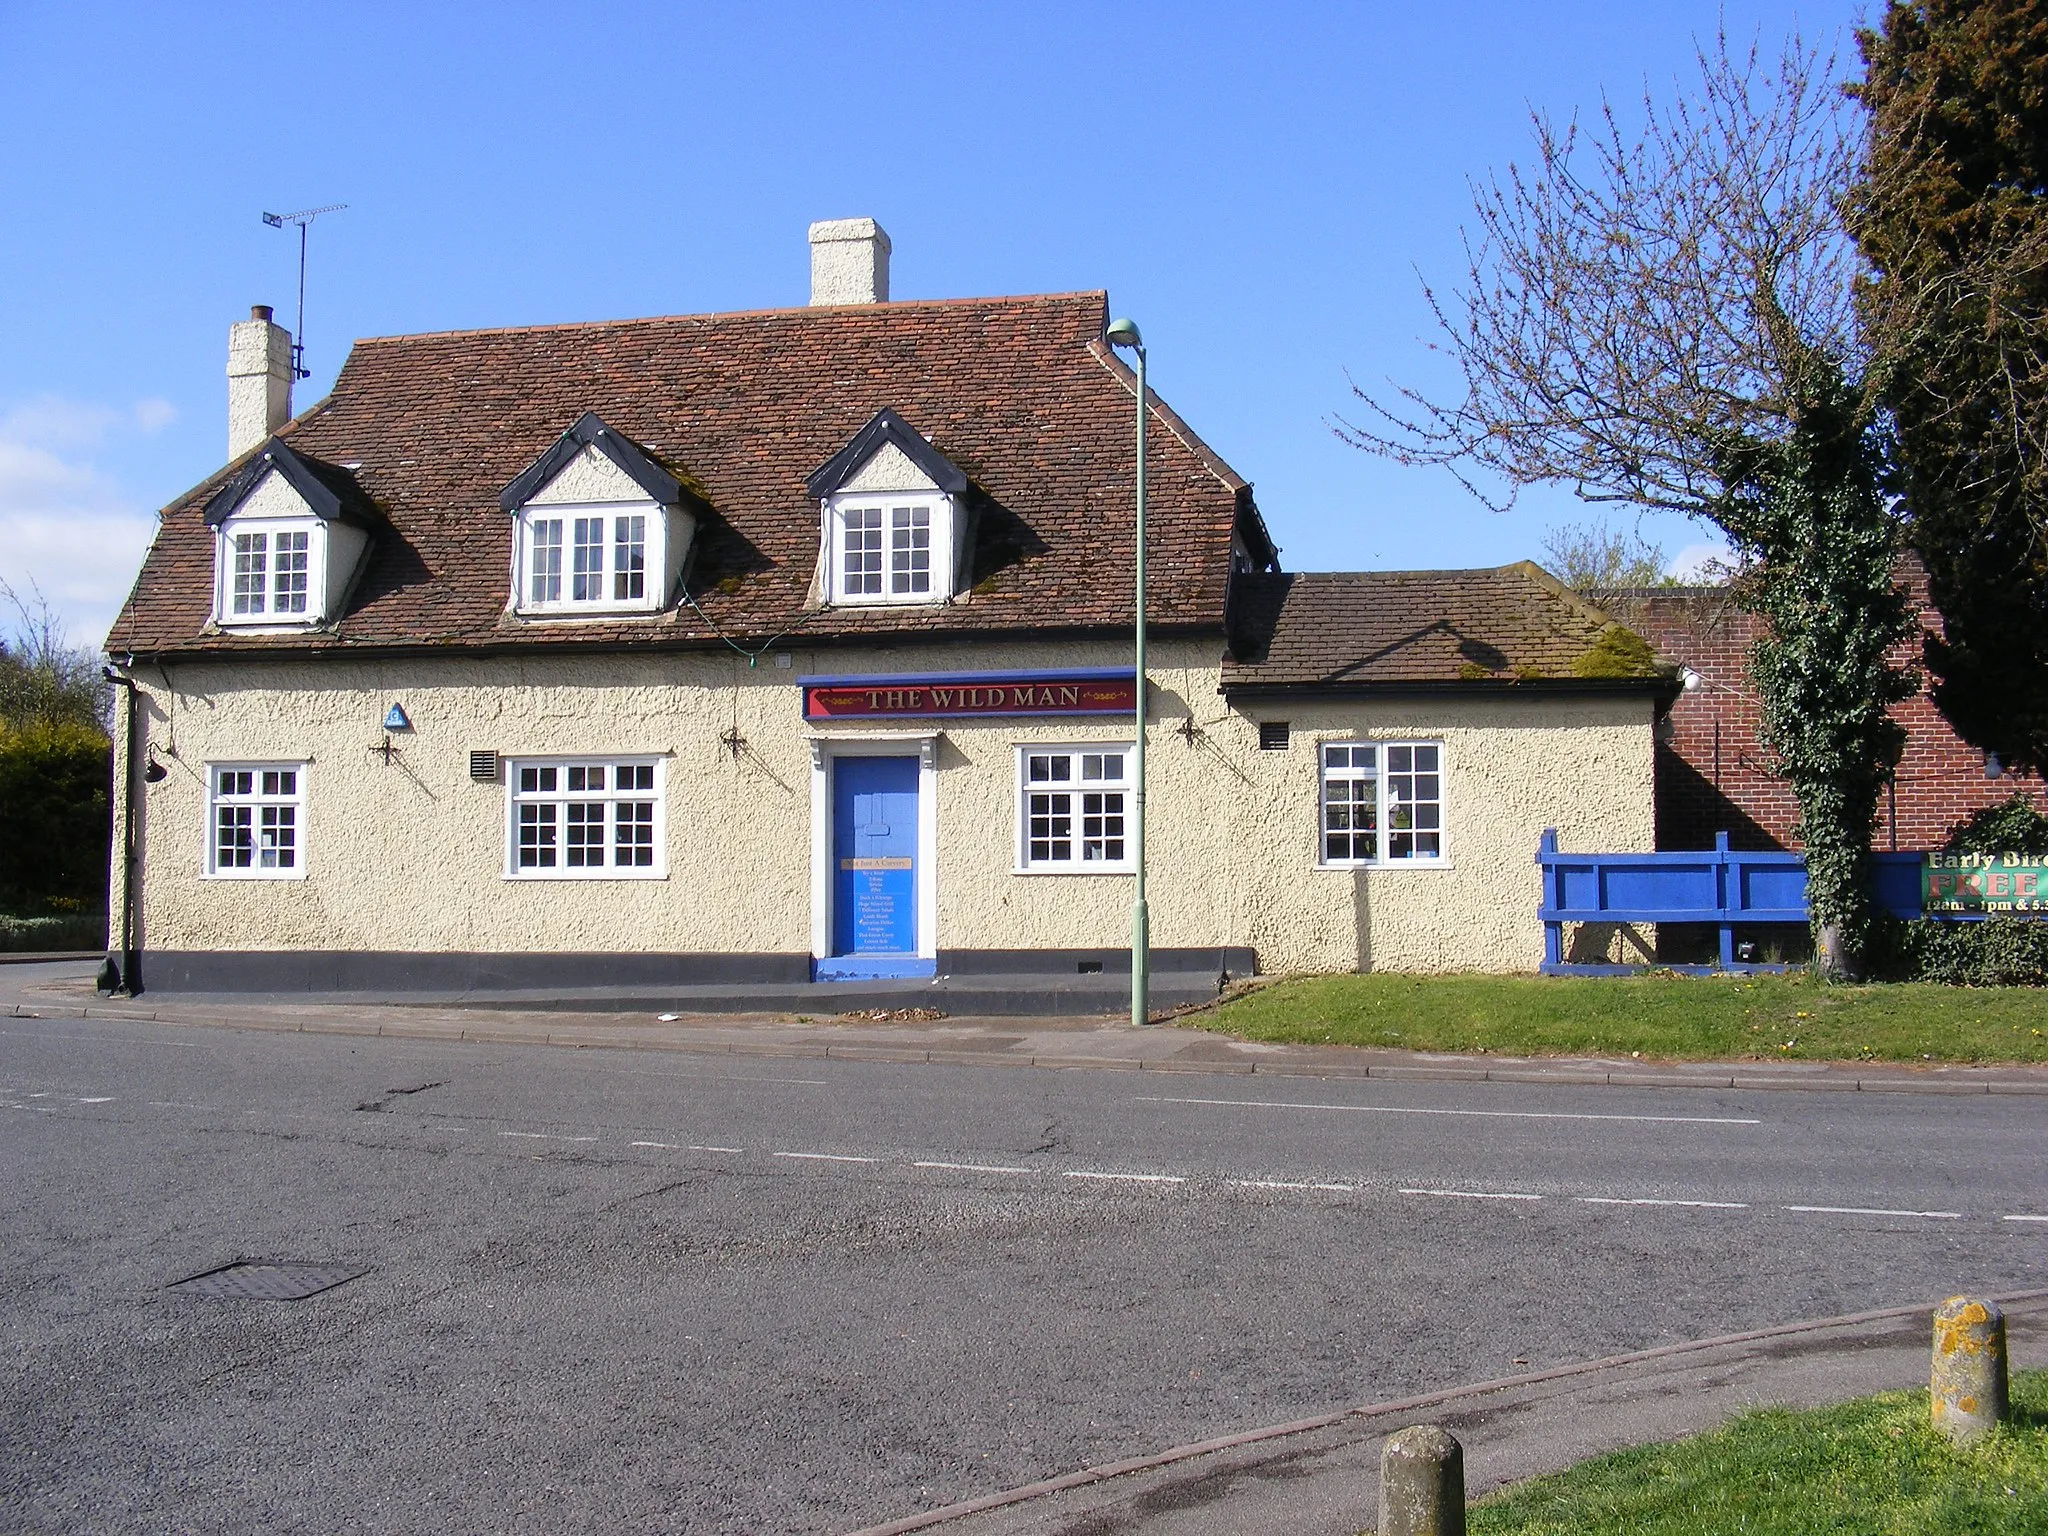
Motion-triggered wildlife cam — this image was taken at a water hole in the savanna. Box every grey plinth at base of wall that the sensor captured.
[1379,1423,1465,1536]
[1932,1295,2010,1443]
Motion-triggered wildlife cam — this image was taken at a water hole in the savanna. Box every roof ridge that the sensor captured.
[351,291,1110,347]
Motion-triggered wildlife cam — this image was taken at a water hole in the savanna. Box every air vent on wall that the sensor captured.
[469,750,498,782]
[1258,721,1291,751]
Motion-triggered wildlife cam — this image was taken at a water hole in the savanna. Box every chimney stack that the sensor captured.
[227,304,294,459]
[808,218,891,306]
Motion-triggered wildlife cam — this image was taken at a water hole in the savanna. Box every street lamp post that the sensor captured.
[1105,317,1150,1028]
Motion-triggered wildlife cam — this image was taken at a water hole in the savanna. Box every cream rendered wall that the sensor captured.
[124,640,1653,973]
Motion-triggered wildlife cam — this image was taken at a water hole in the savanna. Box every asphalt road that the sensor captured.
[3,1007,2045,1534]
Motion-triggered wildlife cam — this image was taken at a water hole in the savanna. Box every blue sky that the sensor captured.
[0,0,1862,646]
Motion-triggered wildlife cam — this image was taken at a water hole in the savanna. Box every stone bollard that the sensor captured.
[1931,1295,2009,1443]
[1379,1423,1465,1536]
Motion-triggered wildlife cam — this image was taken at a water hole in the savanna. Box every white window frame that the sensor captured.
[1317,739,1448,869]
[513,502,666,616]
[214,518,326,628]
[204,761,309,880]
[1014,743,1135,874]
[823,491,954,606]
[502,755,667,880]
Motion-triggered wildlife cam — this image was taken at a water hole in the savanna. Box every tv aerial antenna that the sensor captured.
[260,203,347,380]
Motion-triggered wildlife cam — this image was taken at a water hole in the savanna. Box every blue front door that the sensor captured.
[821,756,930,979]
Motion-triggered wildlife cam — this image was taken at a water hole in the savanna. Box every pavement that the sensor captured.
[849,1292,2048,1535]
[5,957,2047,1098]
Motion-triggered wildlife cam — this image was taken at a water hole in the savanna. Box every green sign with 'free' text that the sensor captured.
[1922,854,2048,913]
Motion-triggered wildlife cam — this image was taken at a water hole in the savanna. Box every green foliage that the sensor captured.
[0,912,108,953]
[1854,1,2048,772]
[1885,915,2048,985]
[1714,360,1915,975]
[1944,794,2048,855]
[1470,1370,2048,1534]
[1205,971,2048,1063]
[0,722,113,915]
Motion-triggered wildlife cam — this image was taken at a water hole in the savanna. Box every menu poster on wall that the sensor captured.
[1922,853,2048,913]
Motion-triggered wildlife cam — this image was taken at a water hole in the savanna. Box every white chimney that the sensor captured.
[227,304,294,459]
[808,218,891,306]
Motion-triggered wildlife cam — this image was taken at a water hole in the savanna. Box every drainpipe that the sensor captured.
[100,664,141,996]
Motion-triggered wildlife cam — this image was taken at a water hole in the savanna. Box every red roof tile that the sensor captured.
[109,292,1267,658]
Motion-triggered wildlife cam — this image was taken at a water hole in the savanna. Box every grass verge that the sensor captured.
[1202,971,2048,1064]
[1465,1368,2048,1534]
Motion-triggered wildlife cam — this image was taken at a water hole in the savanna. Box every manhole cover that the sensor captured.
[165,1260,368,1301]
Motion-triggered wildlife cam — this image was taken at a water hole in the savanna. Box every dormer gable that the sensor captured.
[204,438,377,630]
[807,408,969,607]
[500,413,698,617]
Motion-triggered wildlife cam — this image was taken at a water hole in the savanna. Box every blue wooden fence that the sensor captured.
[1536,829,1929,975]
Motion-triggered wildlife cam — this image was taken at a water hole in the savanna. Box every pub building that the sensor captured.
[102,220,1672,1006]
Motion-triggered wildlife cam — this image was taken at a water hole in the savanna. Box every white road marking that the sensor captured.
[632,1142,745,1153]
[1785,1204,1961,1220]
[79,1097,114,1104]
[774,1151,877,1164]
[499,1131,597,1143]
[1137,1094,1761,1127]
[914,1161,1033,1174]
[1064,1170,1185,1184]
[1236,1179,1356,1193]
[1579,1197,1748,1209]
[2003,1214,2048,1224]
[1401,1187,1543,1201]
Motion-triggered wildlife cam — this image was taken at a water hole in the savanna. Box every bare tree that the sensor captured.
[1540,517,1669,591]
[1340,32,1862,515]
[1341,32,1914,979]
[0,577,110,734]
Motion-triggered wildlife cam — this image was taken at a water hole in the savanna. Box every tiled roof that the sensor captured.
[109,292,1268,657]
[1222,563,1674,690]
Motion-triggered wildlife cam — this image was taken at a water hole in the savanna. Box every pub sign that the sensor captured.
[802,667,1138,721]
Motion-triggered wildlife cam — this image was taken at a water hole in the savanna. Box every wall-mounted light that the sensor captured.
[143,748,168,783]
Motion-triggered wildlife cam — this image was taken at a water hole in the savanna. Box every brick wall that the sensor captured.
[1608,564,2046,853]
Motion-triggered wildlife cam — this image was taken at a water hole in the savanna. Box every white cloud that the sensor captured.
[0,397,160,650]
[133,397,178,434]
[1667,539,1735,584]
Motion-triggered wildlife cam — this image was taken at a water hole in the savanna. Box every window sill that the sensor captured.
[502,870,669,882]
[1317,859,1454,873]
[202,870,310,882]
[511,603,668,621]
[1011,864,1135,877]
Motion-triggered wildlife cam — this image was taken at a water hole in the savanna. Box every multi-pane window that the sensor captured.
[231,532,268,615]
[842,507,884,596]
[273,529,309,614]
[1320,741,1444,866]
[520,509,662,612]
[208,764,306,878]
[571,517,605,601]
[613,515,646,601]
[1020,747,1131,870]
[890,505,930,595]
[530,518,563,602]
[508,758,663,878]
[830,495,949,604]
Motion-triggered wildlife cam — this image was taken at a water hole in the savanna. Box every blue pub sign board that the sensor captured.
[824,756,923,979]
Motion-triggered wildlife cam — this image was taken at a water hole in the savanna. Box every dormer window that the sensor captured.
[828,493,952,604]
[808,408,970,608]
[501,413,699,618]
[205,439,377,631]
